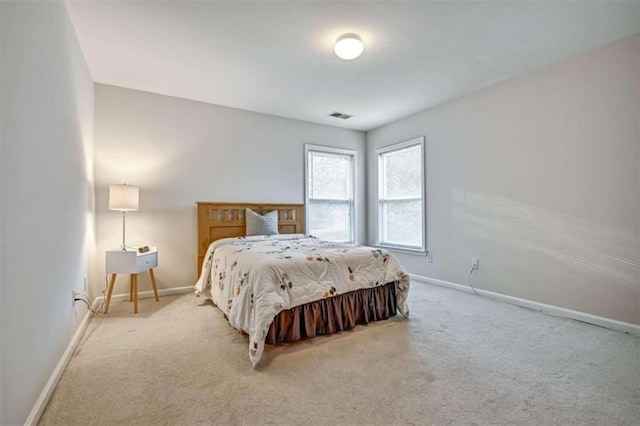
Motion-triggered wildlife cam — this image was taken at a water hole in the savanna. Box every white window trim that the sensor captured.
[374,136,426,255]
[304,144,358,243]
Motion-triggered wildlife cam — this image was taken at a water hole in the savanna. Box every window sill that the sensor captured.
[372,244,427,256]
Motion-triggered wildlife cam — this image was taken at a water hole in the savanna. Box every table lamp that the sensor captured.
[109,184,139,250]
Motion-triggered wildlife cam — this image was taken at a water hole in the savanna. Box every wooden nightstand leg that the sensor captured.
[129,277,133,302]
[104,273,117,314]
[132,273,138,314]
[149,269,159,302]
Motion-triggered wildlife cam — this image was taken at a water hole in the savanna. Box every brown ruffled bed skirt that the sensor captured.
[265,281,398,344]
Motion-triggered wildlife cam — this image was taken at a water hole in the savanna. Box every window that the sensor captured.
[305,145,357,243]
[376,137,426,254]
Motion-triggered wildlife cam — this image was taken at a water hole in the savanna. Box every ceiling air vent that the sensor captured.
[329,111,353,120]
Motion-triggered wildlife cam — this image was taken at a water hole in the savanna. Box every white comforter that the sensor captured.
[194,234,410,366]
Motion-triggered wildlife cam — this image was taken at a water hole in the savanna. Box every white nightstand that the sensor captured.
[105,247,158,314]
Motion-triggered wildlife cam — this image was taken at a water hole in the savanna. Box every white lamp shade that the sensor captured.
[109,184,139,211]
[334,33,364,60]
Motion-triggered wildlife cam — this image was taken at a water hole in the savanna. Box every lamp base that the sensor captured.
[121,211,128,251]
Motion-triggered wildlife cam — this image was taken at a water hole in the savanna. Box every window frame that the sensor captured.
[304,144,358,243]
[375,136,426,255]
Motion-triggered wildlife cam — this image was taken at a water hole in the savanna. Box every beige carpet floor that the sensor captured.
[39,283,639,425]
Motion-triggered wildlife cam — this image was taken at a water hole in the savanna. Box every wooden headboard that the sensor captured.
[196,202,305,274]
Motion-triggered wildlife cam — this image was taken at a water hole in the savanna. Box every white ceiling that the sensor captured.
[66,1,639,132]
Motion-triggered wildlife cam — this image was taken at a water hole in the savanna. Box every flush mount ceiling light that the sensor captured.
[334,33,364,60]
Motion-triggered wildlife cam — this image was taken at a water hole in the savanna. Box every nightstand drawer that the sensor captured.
[106,248,158,274]
[136,251,158,272]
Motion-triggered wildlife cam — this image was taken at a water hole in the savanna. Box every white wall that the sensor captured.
[367,35,640,325]
[0,4,4,423]
[0,2,95,425]
[93,85,366,295]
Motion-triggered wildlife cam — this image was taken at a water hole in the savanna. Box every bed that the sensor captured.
[194,202,410,367]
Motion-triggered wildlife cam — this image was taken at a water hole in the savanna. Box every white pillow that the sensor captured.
[245,208,279,236]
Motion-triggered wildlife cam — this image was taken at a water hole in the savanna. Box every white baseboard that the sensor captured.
[94,285,194,304]
[24,300,97,426]
[25,285,194,425]
[410,274,640,336]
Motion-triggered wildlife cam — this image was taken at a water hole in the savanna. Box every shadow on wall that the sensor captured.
[452,188,639,289]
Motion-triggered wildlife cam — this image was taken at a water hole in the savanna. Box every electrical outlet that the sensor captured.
[426,252,432,263]
[472,258,479,270]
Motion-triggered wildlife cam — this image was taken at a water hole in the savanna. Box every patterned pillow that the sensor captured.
[245,208,279,236]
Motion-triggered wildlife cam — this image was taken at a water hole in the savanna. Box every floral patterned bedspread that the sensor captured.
[194,234,410,367]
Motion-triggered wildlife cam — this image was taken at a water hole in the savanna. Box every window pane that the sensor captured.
[382,144,421,198]
[308,200,351,242]
[377,138,425,250]
[305,146,356,243]
[382,199,422,247]
[309,151,351,200]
